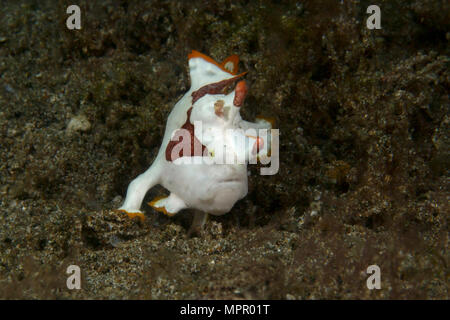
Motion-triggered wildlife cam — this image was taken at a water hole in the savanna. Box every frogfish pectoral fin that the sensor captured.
[148,193,187,217]
[116,209,146,221]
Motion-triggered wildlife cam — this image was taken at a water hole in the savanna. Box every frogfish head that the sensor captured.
[186,51,262,164]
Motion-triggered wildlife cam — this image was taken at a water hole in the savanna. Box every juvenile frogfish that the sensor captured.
[118,50,274,233]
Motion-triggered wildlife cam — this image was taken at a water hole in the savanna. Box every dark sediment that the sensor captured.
[0,0,448,299]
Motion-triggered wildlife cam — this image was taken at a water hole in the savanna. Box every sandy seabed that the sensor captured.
[0,0,448,299]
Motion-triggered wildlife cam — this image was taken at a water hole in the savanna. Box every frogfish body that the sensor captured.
[119,51,273,228]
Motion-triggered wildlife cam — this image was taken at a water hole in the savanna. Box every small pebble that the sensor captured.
[66,115,91,134]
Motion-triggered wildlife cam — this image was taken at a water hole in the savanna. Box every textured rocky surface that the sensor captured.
[0,0,448,299]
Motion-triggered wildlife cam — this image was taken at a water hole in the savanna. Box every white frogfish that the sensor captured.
[118,50,274,232]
